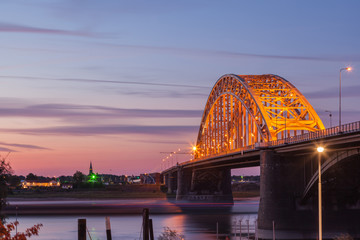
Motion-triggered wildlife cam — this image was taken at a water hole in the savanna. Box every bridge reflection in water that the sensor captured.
[162,74,360,239]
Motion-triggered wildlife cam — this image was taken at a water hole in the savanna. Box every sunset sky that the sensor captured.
[0,1,359,177]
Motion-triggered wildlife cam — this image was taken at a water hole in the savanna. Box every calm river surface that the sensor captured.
[6,198,259,240]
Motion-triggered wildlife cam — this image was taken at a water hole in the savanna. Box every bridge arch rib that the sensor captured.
[302,149,360,200]
[195,74,324,159]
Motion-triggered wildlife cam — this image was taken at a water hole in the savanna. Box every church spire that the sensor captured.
[89,161,93,175]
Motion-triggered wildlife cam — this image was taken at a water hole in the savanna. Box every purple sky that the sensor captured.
[0,0,359,176]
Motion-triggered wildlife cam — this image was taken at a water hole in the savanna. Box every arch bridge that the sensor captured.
[162,74,360,239]
[195,74,324,159]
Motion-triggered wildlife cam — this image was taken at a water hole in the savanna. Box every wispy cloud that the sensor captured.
[117,88,208,99]
[0,141,50,150]
[305,85,360,99]
[0,22,96,37]
[130,139,193,145]
[97,43,360,63]
[0,125,198,136]
[0,75,209,89]
[0,147,17,152]
[0,103,203,120]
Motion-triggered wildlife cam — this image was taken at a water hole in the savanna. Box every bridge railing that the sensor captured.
[268,121,360,146]
[190,121,360,163]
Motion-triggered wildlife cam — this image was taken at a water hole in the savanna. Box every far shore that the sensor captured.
[7,185,259,200]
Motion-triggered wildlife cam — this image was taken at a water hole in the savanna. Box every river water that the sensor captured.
[6,198,259,240]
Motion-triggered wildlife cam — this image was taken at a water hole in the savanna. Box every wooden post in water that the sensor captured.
[246,219,249,240]
[105,217,112,240]
[78,219,86,240]
[272,221,275,240]
[239,220,242,240]
[142,208,150,240]
[255,219,258,240]
[216,222,218,240]
[149,219,154,240]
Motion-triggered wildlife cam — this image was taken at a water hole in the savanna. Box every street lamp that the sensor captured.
[317,146,325,240]
[325,110,332,128]
[339,67,351,131]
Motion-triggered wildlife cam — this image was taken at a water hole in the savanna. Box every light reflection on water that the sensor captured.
[7,199,259,240]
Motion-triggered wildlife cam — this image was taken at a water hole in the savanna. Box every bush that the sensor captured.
[158,227,185,240]
[334,234,354,240]
[0,221,42,240]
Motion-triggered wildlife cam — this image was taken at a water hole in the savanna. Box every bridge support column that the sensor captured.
[176,166,192,201]
[257,149,316,239]
[176,167,233,203]
[165,172,177,194]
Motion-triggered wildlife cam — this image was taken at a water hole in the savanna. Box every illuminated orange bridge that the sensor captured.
[162,73,360,239]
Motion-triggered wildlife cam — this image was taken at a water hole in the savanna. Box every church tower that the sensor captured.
[89,161,93,175]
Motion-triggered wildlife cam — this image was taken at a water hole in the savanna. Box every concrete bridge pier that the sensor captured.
[257,149,317,239]
[176,167,233,202]
[257,149,360,239]
[164,171,177,194]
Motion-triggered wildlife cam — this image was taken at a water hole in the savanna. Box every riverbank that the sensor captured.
[8,184,259,200]
[8,184,167,200]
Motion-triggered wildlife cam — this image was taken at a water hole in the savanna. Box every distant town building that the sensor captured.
[22,180,60,189]
[140,173,161,184]
[61,183,73,189]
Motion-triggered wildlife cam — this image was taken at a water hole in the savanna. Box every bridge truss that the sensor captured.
[195,74,324,159]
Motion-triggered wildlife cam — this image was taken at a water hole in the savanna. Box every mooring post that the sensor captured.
[216,222,218,240]
[105,217,112,240]
[149,219,154,240]
[142,208,150,240]
[255,219,258,240]
[78,218,86,240]
[239,220,242,240]
[246,219,249,240]
[272,220,275,240]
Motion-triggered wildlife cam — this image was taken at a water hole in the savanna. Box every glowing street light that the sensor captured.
[317,146,325,240]
[339,67,351,131]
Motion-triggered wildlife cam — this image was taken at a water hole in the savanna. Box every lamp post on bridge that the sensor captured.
[339,67,351,131]
[325,110,332,128]
[317,146,325,240]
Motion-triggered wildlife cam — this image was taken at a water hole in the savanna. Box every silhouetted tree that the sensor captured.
[58,175,72,183]
[26,173,38,181]
[0,155,12,219]
[8,175,21,188]
[73,171,85,187]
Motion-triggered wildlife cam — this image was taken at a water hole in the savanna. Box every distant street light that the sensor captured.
[339,67,351,131]
[325,110,332,128]
[317,146,325,240]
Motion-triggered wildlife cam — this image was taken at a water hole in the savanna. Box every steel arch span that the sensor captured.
[195,74,325,159]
